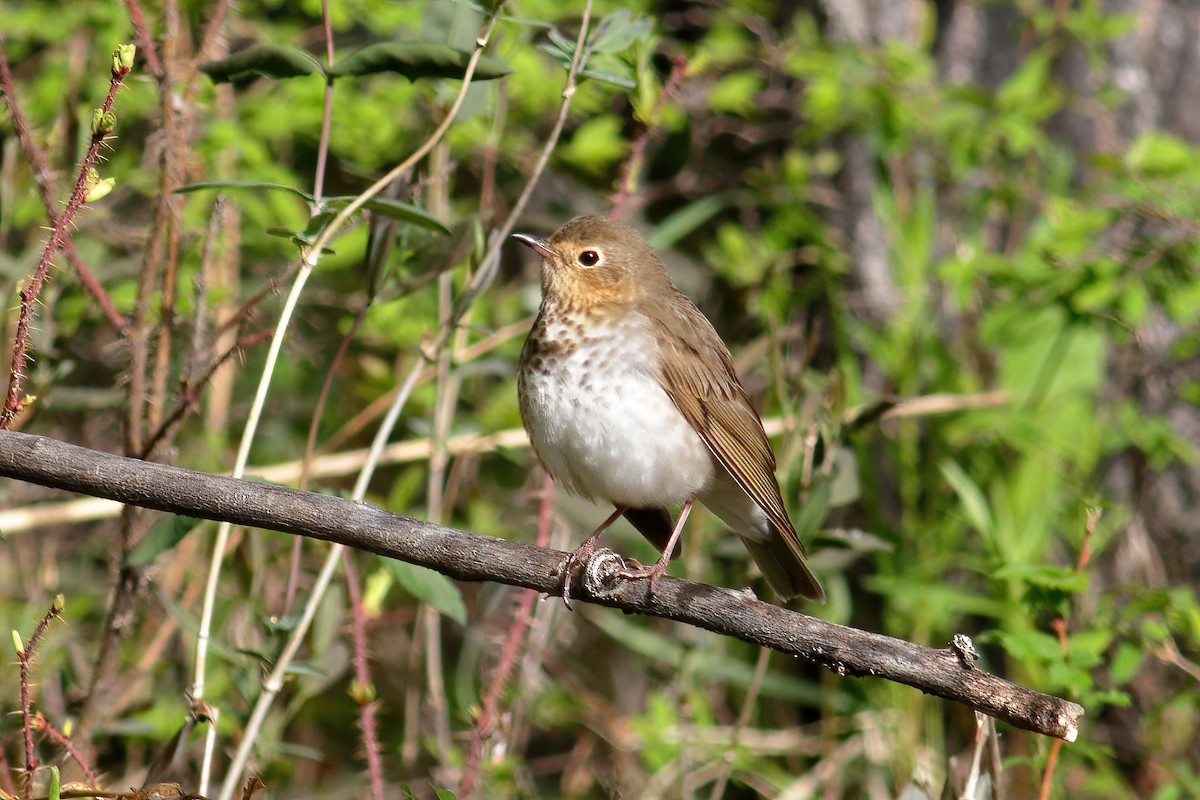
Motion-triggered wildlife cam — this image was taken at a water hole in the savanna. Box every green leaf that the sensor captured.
[649,196,729,249]
[579,66,636,89]
[996,47,1055,113]
[176,180,314,202]
[432,788,458,800]
[263,614,304,634]
[383,559,467,624]
[991,628,1065,663]
[792,479,831,539]
[283,661,328,678]
[128,514,201,566]
[995,563,1089,593]
[708,71,762,115]
[266,210,338,250]
[48,766,60,800]
[200,44,323,83]
[328,42,511,81]
[939,459,995,541]
[589,10,653,54]
[827,446,861,507]
[544,28,577,59]
[1125,131,1195,177]
[560,114,627,174]
[323,196,450,234]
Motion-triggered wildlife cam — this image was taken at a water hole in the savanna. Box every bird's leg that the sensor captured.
[560,505,627,609]
[619,501,693,594]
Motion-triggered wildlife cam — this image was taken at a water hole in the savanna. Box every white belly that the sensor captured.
[520,318,715,508]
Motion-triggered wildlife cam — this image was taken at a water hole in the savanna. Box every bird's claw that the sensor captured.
[618,560,669,596]
[557,539,599,610]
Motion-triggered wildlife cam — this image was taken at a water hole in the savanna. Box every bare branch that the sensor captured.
[0,431,1084,742]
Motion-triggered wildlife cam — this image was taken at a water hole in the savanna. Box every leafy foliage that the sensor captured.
[1,0,1198,798]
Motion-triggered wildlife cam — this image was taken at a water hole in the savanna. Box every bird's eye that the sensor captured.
[577,249,601,267]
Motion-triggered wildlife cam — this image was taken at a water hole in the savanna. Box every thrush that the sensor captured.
[515,215,824,606]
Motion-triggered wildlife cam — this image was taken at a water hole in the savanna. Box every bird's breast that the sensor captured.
[518,312,716,508]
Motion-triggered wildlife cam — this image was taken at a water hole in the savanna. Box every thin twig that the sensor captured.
[203,12,513,799]
[140,328,276,459]
[145,0,187,445]
[961,712,988,800]
[1038,506,1100,799]
[708,646,771,800]
[422,137,458,769]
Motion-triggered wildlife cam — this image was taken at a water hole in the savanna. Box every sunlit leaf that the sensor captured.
[589,10,653,54]
[323,196,450,234]
[649,196,729,249]
[579,66,635,89]
[383,559,467,624]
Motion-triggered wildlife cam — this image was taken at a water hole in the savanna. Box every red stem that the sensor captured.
[341,552,386,800]
[0,56,131,430]
[17,600,65,800]
[611,54,688,219]
[34,713,99,787]
[459,473,555,797]
[0,34,127,331]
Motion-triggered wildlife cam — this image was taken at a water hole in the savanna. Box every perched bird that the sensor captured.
[515,215,824,606]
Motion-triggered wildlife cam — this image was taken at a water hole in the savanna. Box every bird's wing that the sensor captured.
[648,296,806,550]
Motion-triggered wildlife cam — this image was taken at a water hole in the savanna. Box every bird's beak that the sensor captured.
[512,232,556,260]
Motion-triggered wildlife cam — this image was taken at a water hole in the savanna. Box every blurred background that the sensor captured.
[1,0,1198,797]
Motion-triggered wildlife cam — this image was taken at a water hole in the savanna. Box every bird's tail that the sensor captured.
[740,528,825,602]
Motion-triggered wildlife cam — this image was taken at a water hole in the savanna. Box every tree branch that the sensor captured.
[0,431,1084,742]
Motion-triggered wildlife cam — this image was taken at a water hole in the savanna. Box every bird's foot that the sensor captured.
[554,507,627,610]
[557,538,599,610]
[618,553,672,597]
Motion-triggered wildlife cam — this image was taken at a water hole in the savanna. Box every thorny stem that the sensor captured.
[16,597,65,800]
[123,0,163,78]
[33,713,98,787]
[611,54,689,220]
[460,474,555,797]
[0,45,132,430]
[140,328,276,459]
[0,34,127,332]
[341,552,386,800]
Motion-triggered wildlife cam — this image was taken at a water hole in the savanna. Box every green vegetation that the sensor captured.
[1,1,1197,798]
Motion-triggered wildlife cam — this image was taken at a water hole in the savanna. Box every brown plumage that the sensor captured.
[515,215,823,604]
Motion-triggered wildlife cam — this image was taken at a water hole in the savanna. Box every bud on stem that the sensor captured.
[112,44,136,78]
